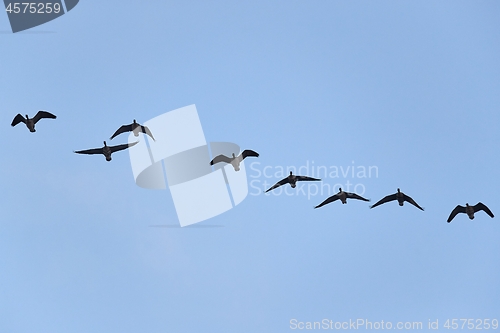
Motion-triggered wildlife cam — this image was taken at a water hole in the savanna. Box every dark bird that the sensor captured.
[11,111,56,132]
[265,171,321,193]
[74,141,138,162]
[370,188,424,211]
[110,119,155,141]
[315,188,370,209]
[447,202,494,223]
[210,149,259,171]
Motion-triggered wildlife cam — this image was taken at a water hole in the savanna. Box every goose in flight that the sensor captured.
[210,149,259,171]
[265,171,321,193]
[110,120,155,141]
[315,188,370,209]
[447,202,494,223]
[370,188,424,211]
[11,111,56,132]
[74,141,138,162]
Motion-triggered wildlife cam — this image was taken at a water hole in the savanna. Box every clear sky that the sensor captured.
[1,1,499,332]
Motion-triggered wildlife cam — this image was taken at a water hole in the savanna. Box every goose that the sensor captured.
[370,188,424,210]
[74,141,138,162]
[447,203,494,223]
[265,171,321,193]
[210,149,259,171]
[110,120,155,141]
[314,188,370,209]
[11,111,56,132]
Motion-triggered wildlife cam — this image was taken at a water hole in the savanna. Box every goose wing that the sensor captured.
[110,124,134,140]
[33,111,56,123]
[11,114,26,126]
[473,202,494,218]
[314,194,340,208]
[295,176,321,182]
[140,125,155,141]
[109,141,138,153]
[369,193,397,209]
[346,192,370,202]
[241,149,259,160]
[447,205,466,223]
[265,177,290,193]
[403,194,424,211]
[210,154,233,165]
[74,147,104,155]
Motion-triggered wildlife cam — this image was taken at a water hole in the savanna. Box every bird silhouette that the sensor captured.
[265,171,321,192]
[315,188,370,208]
[370,188,424,210]
[447,202,494,223]
[11,111,56,132]
[110,120,155,141]
[74,141,138,162]
[210,149,259,171]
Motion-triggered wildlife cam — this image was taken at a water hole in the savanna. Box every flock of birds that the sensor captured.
[12,111,152,161]
[12,110,495,223]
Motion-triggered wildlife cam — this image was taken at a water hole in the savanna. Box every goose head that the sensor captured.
[103,141,107,147]
[25,114,29,119]
[232,153,236,158]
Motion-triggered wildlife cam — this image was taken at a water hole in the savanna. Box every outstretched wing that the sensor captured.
[265,178,290,193]
[314,194,339,208]
[210,154,232,165]
[140,125,155,141]
[369,193,397,209]
[346,192,370,202]
[33,111,56,124]
[474,202,494,218]
[74,147,104,155]
[110,124,133,140]
[11,114,26,126]
[403,194,424,211]
[447,205,466,223]
[295,176,321,182]
[110,141,138,153]
[241,150,259,160]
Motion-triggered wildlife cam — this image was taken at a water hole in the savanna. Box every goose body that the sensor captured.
[11,111,56,132]
[370,188,424,210]
[110,120,155,141]
[447,202,494,223]
[210,149,259,171]
[74,141,138,162]
[314,188,370,208]
[265,171,321,192]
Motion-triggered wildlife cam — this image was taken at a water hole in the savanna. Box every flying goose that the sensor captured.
[314,188,370,209]
[110,120,155,141]
[74,141,138,161]
[11,111,56,132]
[265,171,321,193]
[210,149,259,171]
[447,202,494,223]
[370,188,424,211]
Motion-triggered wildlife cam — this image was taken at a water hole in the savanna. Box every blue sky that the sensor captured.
[1,1,499,332]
